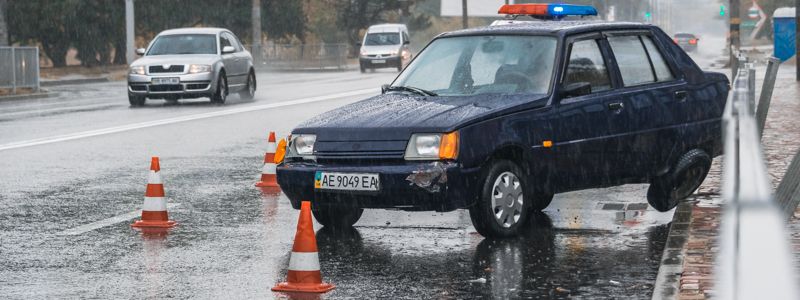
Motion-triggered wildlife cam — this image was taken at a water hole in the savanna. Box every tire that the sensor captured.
[396,61,403,72]
[469,160,530,238]
[239,71,256,100]
[128,94,145,107]
[311,205,364,229]
[211,72,227,104]
[647,149,712,212]
[359,63,366,73]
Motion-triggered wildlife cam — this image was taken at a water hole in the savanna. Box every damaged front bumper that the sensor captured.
[276,161,482,212]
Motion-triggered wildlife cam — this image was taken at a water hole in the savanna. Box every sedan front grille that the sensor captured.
[149,65,184,73]
[149,84,183,92]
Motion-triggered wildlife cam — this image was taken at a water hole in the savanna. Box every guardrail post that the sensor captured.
[34,47,40,92]
[10,46,16,94]
[756,57,781,138]
[747,64,756,113]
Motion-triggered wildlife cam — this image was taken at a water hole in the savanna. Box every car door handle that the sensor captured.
[607,102,624,111]
[675,91,689,102]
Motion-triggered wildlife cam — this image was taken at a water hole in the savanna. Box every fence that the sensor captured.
[0,47,40,94]
[714,56,799,300]
[257,44,349,71]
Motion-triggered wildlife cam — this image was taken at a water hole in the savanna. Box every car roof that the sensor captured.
[158,27,230,36]
[440,20,654,38]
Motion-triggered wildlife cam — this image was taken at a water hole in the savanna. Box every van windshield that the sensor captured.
[147,34,217,55]
[392,35,557,96]
[364,33,401,46]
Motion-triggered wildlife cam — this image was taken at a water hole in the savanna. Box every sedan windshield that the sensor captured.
[364,33,401,46]
[147,34,217,55]
[392,35,557,96]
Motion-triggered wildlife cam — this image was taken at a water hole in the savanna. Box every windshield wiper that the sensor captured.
[383,85,438,97]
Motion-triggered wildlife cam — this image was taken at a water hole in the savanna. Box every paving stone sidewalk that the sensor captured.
[674,67,800,300]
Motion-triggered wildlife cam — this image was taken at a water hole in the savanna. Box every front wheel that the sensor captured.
[128,94,145,107]
[311,205,364,229]
[211,73,227,104]
[469,160,530,238]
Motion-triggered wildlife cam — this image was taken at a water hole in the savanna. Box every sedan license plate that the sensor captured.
[371,59,386,64]
[152,77,179,85]
[315,171,380,192]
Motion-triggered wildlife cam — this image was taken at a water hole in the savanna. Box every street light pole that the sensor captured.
[462,0,468,29]
[252,0,261,66]
[125,0,135,64]
[730,0,741,77]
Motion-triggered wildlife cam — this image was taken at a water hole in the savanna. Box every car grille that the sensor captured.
[149,84,183,92]
[129,84,147,91]
[314,140,406,161]
[367,54,392,58]
[149,65,184,73]
[185,83,210,90]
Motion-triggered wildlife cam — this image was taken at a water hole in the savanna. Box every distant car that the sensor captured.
[277,4,729,238]
[358,24,413,73]
[127,28,256,106]
[673,33,699,52]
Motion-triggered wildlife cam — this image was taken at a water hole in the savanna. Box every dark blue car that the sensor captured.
[277,6,729,237]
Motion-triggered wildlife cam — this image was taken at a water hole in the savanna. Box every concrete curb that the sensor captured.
[0,91,59,102]
[40,77,110,87]
[651,200,694,300]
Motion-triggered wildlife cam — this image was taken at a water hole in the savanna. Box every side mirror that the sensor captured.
[222,46,235,54]
[560,82,592,99]
[403,40,410,45]
[381,84,390,94]
[356,42,362,47]
[135,48,145,56]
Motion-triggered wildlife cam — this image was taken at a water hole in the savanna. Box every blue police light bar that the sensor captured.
[498,4,598,19]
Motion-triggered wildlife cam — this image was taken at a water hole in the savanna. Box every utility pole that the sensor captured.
[252,0,261,66]
[462,0,468,29]
[125,0,135,64]
[730,0,741,76]
[0,0,8,46]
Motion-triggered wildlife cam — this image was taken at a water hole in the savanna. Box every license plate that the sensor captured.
[315,171,380,192]
[152,77,179,85]
[371,59,386,64]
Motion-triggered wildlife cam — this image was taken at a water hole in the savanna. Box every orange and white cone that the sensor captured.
[256,131,279,188]
[132,157,176,229]
[272,201,335,294]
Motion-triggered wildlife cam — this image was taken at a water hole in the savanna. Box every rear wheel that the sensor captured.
[647,149,711,212]
[211,73,227,104]
[239,71,256,100]
[128,94,145,107]
[311,205,364,229]
[469,160,530,238]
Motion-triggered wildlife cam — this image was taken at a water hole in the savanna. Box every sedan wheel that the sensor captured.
[211,74,227,104]
[469,160,530,238]
[491,172,524,228]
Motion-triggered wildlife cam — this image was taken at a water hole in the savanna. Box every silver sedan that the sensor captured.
[127,28,256,106]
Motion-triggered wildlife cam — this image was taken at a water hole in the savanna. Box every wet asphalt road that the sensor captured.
[0,65,712,298]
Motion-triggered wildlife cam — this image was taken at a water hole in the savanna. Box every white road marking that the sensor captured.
[0,88,376,151]
[57,203,181,236]
[0,103,118,118]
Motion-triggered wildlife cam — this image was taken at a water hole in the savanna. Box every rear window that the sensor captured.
[675,33,696,38]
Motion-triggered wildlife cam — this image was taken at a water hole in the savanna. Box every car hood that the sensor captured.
[130,54,219,67]
[294,93,548,141]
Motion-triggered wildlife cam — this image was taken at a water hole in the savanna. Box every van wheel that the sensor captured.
[647,149,712,212]
[469,160,530,238]
[311,205,364,229]
[239,71,256,100]
[397,62,403,72]
[359,63,366,73]
[211,73,227,104]
[128,94,145,107]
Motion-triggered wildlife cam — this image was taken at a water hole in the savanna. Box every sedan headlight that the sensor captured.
[404,132,459,160]
[129,66,145,75]
[188,64,211,74]
[292,134,317,156]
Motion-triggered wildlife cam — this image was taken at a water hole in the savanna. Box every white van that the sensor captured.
[358,24,413,73]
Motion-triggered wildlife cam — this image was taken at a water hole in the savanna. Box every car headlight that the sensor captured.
[188,64,211,74]
[389,50,398,56]
[360,49,367,56]
[292,134,317,156]
[404,132,459,160]
[129,66,145,75]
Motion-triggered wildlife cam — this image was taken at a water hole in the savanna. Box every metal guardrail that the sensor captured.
[257,44,349,70]
[715,57,799,300]
[0,47,40,94]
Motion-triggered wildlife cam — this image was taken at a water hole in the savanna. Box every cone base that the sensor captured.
[271,282,335,293]
[255,181,279,188]
[131,220,176,228]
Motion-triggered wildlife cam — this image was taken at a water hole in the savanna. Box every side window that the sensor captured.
[225,33,243,52]
[403,32,410,44]
[608,35,655,86]
[564,39,612,93]
[641,36,674,82]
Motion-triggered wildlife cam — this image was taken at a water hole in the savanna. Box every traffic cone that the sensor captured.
[256,131,279,188]
[272,201,335,294]
[132,157,176,229]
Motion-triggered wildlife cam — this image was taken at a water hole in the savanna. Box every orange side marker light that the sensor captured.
[543,140,553,148]
[274,138,287,164]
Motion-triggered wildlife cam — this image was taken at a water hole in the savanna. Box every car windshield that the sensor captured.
[364,32,401,46]
[147,34,217,55]
[392,35,557,96]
